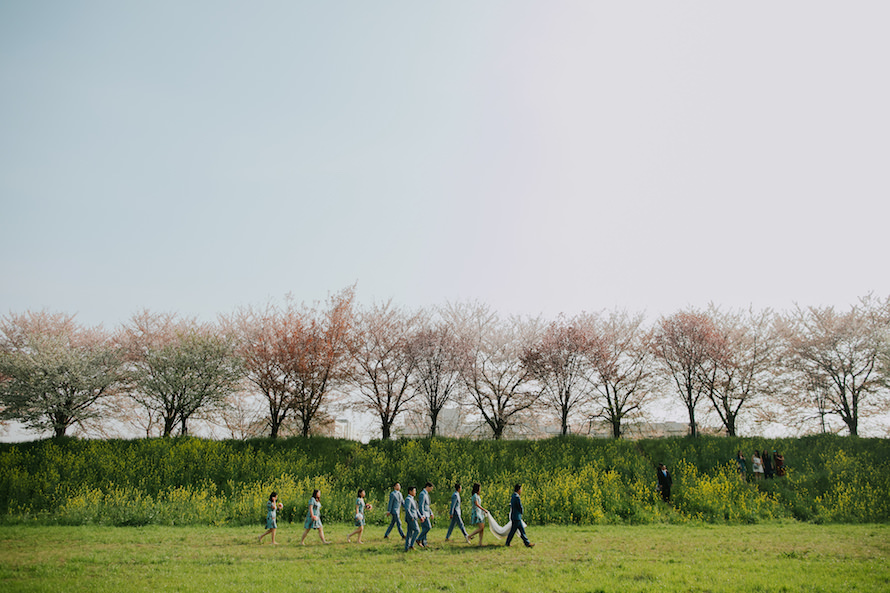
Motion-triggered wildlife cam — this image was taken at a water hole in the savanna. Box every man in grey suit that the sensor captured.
[445,482,470,543]
[417,482,434,547]
[383,482,405,539]
[403,486,420,552]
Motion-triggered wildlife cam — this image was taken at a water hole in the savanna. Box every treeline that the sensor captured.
[1,289,889,440]
[1,434,888,526]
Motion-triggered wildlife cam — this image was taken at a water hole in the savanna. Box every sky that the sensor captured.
[2,2,890,330]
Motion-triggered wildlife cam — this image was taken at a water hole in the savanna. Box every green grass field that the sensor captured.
[1,523,888,592]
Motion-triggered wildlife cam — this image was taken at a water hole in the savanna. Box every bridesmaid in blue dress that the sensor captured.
[467,483,488,547]
[300,489,330,545]
[347,488,371,543]
[258,491,283,544]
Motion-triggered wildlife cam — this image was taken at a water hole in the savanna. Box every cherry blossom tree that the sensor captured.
[0,311,126,438]
[652,309,717,437]
[585,310,656,438]
[228,286,354,438]
[228,303,294,438]
[409,312,465,437]
[348,301,421,440]
[767,371,843,435]
[521,314,593,436]
[447,302,542,440]
[287,287,355,438]
[780,295,889,436]
[698,306,781,437]
[121,311,243,437]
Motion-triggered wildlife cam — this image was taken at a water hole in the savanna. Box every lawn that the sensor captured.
[1,523,888,592]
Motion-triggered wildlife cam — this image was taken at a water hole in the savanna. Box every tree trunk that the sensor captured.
[51,411,69,438]
[429,408,440,437]
[725,413,737,437]
[844,416,858,436]
[268,401,283,438]
[162,415,176,437]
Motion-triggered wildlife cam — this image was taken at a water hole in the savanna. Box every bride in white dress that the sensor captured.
[485,509,527,538]
[468,483,529,543]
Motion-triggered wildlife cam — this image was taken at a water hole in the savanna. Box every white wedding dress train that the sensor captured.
[484,511,527,539]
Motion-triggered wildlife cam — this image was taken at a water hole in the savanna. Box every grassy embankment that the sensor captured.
[1,434,888,526]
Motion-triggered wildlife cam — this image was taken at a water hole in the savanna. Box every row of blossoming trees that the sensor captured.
[1,288,889,440]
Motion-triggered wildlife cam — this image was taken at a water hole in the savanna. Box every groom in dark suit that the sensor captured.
[505,483,534,548]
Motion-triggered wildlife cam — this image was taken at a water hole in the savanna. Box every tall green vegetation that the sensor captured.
[1,435,887,527]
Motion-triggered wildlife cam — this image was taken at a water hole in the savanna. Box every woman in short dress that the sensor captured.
[467,483,488,547]
[258,491,283,544]
[301,489,329,545]
[752,451,764,480]
[347,488,371,543]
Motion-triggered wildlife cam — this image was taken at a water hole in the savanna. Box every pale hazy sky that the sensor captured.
[3,1,889,329]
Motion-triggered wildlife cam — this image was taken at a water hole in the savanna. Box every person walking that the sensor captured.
[300,489,330,545]
[403,486,420,552]
[383,482,405,540]
[444,483,471,543]
[467,483,488,547]
[347,488,371,544]
[258,491,283,544]
[505,484,534,548]
[417,482,434,548]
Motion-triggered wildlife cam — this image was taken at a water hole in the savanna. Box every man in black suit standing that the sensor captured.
[657,463,673,502]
